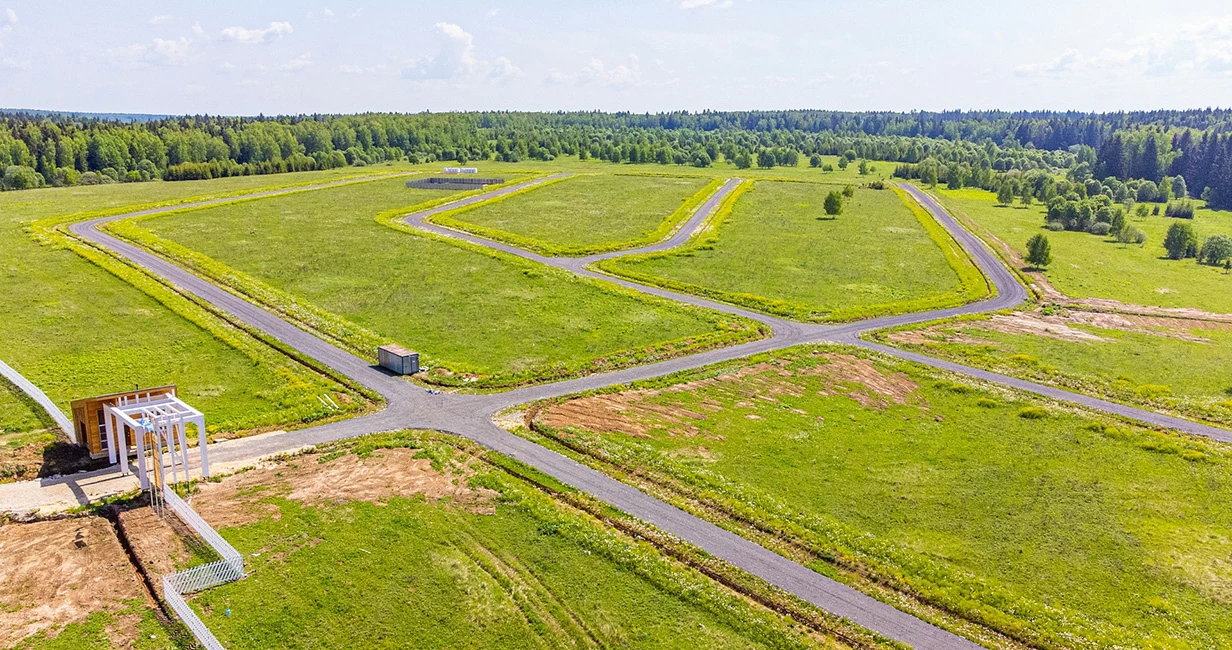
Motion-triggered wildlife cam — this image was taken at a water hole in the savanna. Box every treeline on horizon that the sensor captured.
[1,109,1230,210]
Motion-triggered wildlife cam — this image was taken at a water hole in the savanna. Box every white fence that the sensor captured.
[161,487,245,649]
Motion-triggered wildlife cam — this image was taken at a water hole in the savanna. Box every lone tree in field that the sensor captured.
[1109,209,1126,236]
[997,182,1015,206]
[824,190,844,216]
[1163,221,1199,260]
[1025,234,1052,269]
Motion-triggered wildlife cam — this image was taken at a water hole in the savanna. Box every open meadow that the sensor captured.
[127,175,761,388]
[152,431,858,650]
[435,173,717,255]
[934,186,1232,313]
[521,345,1232,650]
[0,172,395,481]
[599,180,985,322]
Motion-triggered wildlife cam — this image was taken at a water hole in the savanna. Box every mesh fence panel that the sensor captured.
[161,486,246,648]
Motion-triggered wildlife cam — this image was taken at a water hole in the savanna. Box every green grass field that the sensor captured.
[436,173,716,255]
[934,186,1232,312]
[599,180,984,322]
[130,176,760,387]
[0,172,387,479]
[0,379,45,437]
[186,431,846,650]
[522,345,1232,650]
[872,308,1232,427]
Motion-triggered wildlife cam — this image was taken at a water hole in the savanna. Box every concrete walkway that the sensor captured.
[6,172,1230,648]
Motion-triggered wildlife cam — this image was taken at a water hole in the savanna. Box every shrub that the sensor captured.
[1,165,45,191]
[823,190,844,216]
[975,398,998,408]
[842,184,856,198]
[1087,222,1112,236]
[1199,234,1232,266]
[1117,225,1147,246]
[1018,406,1049,419]
[1045,220,1066,231]
[1136,180,1160,202]
[1163,222,1199,259]
[1165,200,1195,219]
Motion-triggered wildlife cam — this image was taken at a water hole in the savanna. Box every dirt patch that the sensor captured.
[800,353,919,409]
[0,517,148,647]
[983,313,1109,343]
[539,394,704,438]
[1065,298,1232,324]
[117,507,194,590]
[186,447,498,528]
[896,307,1232,347]
[538,354,920,436]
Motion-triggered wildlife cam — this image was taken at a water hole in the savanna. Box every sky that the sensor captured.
[1,0,1230,116]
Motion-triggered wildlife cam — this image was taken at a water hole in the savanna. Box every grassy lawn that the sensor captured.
[182,431,846,650]
[0,172,385,479]
[437,173,717,255]
[933,186,1232,312]
[873,307,1232,427]
[130,176,760,387]
[0,379,44,436]
[599,180,984,322]
[521,345,1232,650]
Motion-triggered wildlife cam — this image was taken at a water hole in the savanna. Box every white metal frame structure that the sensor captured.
[101,391,209,486]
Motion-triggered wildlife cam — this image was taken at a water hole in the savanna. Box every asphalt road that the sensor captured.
[43,172,1232,648]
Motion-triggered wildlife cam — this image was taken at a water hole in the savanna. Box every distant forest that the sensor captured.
[2,109,1231,209]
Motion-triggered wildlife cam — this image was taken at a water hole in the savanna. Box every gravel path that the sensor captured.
[9,172,1231,648]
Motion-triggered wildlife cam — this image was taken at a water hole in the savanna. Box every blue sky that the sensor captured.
[1,0,1230,115]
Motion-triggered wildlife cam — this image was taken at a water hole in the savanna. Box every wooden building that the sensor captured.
[71,386,177,459]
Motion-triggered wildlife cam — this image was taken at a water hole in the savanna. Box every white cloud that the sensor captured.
[1,55,30,70]
[192,22,208,39]
[219,21,293,44]
[1014,16,1232,79]
[681,0,732,9]
[109,37,194,67]
[548,55,643,86]
[490,56,522,82]
[485,8,500,18]
[4,8,16,25]
[402,22,479,80]
[276,52,312,71]
[149,14,171,25]
[1013,48,1080,77]
[337,63,364,75]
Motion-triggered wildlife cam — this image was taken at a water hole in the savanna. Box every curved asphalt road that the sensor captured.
[46,172,1232,649]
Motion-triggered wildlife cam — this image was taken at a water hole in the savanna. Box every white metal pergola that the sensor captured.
[102,391,209,489]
